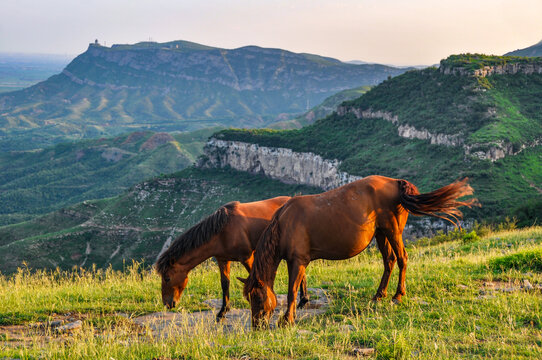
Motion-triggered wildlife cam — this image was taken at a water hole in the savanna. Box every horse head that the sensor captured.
[239,276,277,328]
[159,263,189,309]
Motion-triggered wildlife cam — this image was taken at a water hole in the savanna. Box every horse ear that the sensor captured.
[237,277,247,284]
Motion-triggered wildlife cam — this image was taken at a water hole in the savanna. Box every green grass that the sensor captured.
[1,227,541,359]
[490,249,542,272]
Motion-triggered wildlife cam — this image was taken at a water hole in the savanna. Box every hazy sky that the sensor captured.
[2,0,541,65]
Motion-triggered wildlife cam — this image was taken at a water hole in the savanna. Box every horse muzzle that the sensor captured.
[163,297,177,309]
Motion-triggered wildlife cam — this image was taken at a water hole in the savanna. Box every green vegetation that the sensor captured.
[0,41,408,149]
[490,248,542,272]
[0,128,219,226]
[0,227,541,359]
[215,55,542,221]
[440,53,542,71]
[340,64,542,145]
[215,111,542,221]
[0,167,319,274]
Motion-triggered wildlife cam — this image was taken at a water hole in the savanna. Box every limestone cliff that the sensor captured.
[337,106,541,162]
[201,138,361,190]
[440,63,542,77]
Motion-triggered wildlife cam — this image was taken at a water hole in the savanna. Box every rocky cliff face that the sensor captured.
[440,63,542,77]
[337,107,464,147]
[201,138,361,190]
[337,106,541,161]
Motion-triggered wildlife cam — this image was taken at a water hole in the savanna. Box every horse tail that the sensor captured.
[155,201,238,276]
[244,202,289,296]
[397,178,479,228]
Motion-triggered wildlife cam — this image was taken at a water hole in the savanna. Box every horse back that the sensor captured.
[221,196,291,252]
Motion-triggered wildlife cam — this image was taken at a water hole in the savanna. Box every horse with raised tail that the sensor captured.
[155,196,309,321]
[240,176,478,328]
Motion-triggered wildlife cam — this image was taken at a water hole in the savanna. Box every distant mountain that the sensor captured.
[346,60,370,65]
[0,127,218,225]
[0,40,409,150]
[505,39,542,57]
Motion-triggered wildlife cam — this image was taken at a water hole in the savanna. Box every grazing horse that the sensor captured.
[155,196,309,321]
[240,176,477,328]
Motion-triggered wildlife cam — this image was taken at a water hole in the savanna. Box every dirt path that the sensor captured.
[133,288,329,337]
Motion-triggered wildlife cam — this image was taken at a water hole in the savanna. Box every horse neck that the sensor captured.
[252,248,282,291]
[175,236,218,271]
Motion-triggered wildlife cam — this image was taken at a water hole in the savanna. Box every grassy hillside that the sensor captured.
[1,226,541,359]
[269,85,371,129]
[343,56,542,145]
[215,55,542,220]
[0,167,319,274]
[0,40,409,150]
[0,128,218,226]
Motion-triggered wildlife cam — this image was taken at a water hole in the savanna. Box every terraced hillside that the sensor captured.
[0,40,408,150]
[0,167,318,274]
[0,128,218,225]
[214,55,542,220]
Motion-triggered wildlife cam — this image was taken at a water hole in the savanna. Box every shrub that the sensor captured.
[461,230,480,244]
[489,249,542,272]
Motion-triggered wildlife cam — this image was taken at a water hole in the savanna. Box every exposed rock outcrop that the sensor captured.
[200,138,361,190]
[336,106,464,147]
[337,106,541,161]
[440,63,542,77]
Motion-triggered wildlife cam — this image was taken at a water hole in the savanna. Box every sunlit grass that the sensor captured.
[1,227,541,359]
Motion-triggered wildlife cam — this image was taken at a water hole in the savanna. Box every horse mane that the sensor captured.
[397,178,479,228]
[155,201,238,275]
[244,202,288,296]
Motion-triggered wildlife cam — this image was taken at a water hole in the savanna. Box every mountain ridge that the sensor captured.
[0,40,410,150]
[505,39,542,57]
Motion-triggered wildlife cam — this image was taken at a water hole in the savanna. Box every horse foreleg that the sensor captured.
[297,273,309,309]
[216,260,231,321]
[279,260,306,326]
[372,230,396,301]
[385,231,408,304]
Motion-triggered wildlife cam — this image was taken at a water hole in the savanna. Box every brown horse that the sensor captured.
[240,176,477,328]
[155,196,309,321]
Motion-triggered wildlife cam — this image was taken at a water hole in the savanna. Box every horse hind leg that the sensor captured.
[216,260,232,321]
[297,273,309,309]
[372,229,396,301]
[383,228,408,304]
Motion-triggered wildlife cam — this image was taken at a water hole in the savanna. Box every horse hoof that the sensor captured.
[216,309,230,322]
[278,316,293,327]
[392,298,402,305]
[297,297,309,309]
